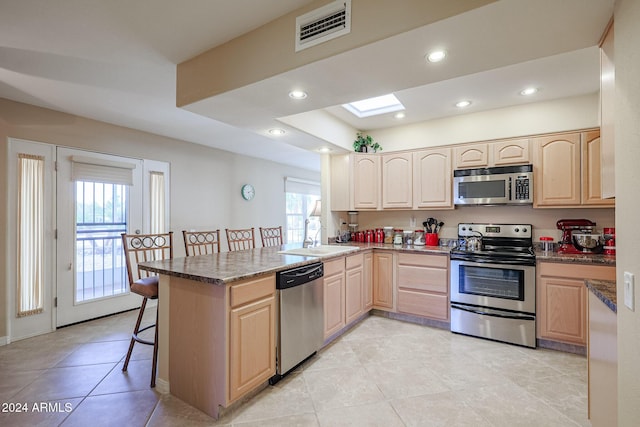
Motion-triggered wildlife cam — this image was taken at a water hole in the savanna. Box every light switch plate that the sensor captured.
[624,271,635,311]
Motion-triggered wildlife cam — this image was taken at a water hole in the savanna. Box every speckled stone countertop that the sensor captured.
[535,250,616,266]
[138,244,353,285]
[586,279,617,313]
[334,241,452,255]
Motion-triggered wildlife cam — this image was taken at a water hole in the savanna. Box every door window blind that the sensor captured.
[71,155,136,185]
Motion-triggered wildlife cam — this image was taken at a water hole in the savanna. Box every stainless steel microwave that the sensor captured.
[453,165,533,205]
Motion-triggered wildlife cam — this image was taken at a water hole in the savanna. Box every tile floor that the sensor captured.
[0,308,590,426]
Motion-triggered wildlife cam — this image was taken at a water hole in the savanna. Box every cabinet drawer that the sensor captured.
[346,252,364,270]
[230,275,275,308]
[397,289,449,320]
[538,262,615,281]
[397,264,448,293]
[324,257,345,277]
[397,252,448,269]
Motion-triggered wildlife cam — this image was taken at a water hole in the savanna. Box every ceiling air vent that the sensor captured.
[295,0,351,52]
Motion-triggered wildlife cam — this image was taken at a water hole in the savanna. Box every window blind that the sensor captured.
[71,155,137,185]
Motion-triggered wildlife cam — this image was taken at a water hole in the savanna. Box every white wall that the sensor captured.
[368,93,599,151]
[0,98,320,338]
[614,1,640,423]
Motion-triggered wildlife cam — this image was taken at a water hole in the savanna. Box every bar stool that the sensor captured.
[259,226,283,247]
[183,229,221,255]
[225,228,255,251]
[121,232,173,387]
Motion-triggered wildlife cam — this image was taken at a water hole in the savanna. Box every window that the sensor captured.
[284,178,320,244]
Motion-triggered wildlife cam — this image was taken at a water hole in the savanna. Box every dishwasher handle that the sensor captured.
[277,262,324,289]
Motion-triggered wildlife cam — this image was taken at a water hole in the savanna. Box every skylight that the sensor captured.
[342,94,405,118]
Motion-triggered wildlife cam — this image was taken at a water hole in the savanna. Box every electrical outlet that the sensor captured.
[624,271,635,311]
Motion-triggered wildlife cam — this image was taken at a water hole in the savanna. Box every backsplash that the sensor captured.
[331,205,615,243]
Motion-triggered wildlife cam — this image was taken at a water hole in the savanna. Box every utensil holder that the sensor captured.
[425,233,439,246]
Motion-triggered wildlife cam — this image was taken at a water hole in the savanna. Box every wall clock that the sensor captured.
[241,184,255,201]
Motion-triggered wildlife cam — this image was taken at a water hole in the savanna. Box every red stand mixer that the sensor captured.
[556,219,603,254]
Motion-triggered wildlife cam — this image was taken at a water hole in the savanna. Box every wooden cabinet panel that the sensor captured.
[412,148,453,209]
[533,133,581,207]
[382,153,413,209]
[492,138,530,165]
[373,251,394,309]
[323,271,345,339]
[230,275,275,308]
[229,295,275,402]
[582,131,614,206]
[363,252,373,310]
[397,264,448,293]
[537,262,615,346]
[398,290,448,320]
[353,154,380,210]
[345,266,363,324]
[330,154,352,211]
[454,143,488,168]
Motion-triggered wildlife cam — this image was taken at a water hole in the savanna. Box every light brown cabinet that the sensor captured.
[228,275,276,402]
[363,251,373,310]
[537,262,615,346]
[323,257,346,339]
[600,20,615,199]
[412,148,453,209]
[396,253,449,321]
[454,143,488,168]
[353,154,380,210]
[345,253,365,324]
[330,154,352,211]
[373,251,394,310]
[492,138,530,165]
[382,153,413,209]
[533,130,613,208]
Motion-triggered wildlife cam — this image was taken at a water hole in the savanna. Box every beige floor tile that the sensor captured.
[0,369,45,401]
[316,401,405,427]
[147,393,231,426]
[303,367,386,412]
[0,398,82,427]
[90,359,154,395]
[235,413,320,427]
[362,359,450,399]
[55,340,131,367]
[391,391,495,427]
[60,389,159,427]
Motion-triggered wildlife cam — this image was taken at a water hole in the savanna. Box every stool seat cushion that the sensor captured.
[131,276,159,298]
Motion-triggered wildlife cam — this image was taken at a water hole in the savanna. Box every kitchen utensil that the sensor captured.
[435,221,444,233]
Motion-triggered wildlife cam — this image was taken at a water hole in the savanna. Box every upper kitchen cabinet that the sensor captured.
[600,19,615,199]
[382,152,412,209]
[353,154,381,210]
[454,143,488,168]
[533,130,614,208]
[413,148,453,209]
[330,154,352,211]
[491,138,530,166]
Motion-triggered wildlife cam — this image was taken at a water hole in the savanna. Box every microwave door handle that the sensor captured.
[451,303,535,321]
[508,176,512,201]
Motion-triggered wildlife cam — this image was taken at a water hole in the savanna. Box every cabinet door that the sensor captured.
[363,252,373,310]
[373,251,394,309]
[345,266,363,324]
[454,143,488,168]
[353,154,380,210]
[396,253,449,320]
[537,276,586,345]
[323,272,345,338]
[229,296,275,402]
[582,131,614,206]
[382,153,412,209]
[492,138,530,166]
[533,133,581,207]
[330,154,352,211]
[412,148,453,209]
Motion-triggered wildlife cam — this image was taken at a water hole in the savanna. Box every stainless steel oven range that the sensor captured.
[450,223,536,348]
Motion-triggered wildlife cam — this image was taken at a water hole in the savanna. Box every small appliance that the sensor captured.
[556,219,602,254]
[453,164,533,206]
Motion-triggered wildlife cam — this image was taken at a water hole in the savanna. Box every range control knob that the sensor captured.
[514,227,520,232]
[523,227,528,233]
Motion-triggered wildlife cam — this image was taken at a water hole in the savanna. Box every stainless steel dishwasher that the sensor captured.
[270,262,324,385]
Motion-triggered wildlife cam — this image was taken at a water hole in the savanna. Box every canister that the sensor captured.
[393,229,403,245]
[414,230,425,245]
[384,227,394,244]
[540,236,554,253]
[403,230,414,245]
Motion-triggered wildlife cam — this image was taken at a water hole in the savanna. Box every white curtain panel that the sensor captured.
[150,171,165,234]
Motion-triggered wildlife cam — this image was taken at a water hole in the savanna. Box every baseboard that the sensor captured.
[0,336,8,346]
[155,377,170,394]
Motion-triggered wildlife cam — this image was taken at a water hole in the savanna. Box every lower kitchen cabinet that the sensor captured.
[323,257,346,339]
[396,252,449,321]
[373,251,394,310]
[345,253,366,324]
[363,251,373,310]
[537,262,615,346]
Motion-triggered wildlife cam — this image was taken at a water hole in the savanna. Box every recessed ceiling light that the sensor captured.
[520,87,538,96]
[394,112,406,119]
[455,100,472,108]
[426,50,446,63]
[289,90,307,99]
[342,93,405,118]
[269,128,286,135]
[318,147,332,153]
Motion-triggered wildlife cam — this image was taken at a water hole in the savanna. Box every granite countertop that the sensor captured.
[586,279,617,313]
[139,244,326,285]
[336,241,452,255]
[535,250,616,266]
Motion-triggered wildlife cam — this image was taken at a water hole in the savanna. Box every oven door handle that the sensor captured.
[451,303,535,321]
